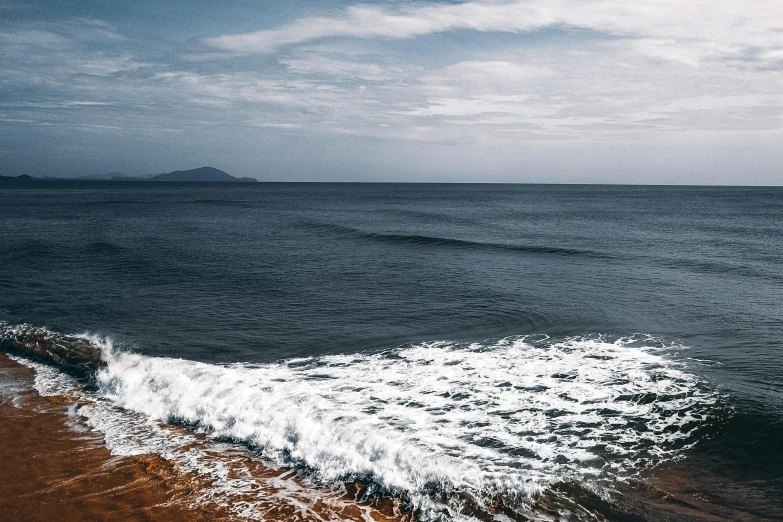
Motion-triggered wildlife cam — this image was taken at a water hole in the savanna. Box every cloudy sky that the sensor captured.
[1,0,782,183]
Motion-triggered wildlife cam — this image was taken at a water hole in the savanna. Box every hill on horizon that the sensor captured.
[1,167,258,183]
[150,167,257,182]
[0,174,34,182]
[75,171,155,180]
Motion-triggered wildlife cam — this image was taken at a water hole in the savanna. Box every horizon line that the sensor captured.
[2,175,782,188]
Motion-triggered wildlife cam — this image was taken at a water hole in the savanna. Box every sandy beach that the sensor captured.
[0,354,225,521]
[0,354,411,522]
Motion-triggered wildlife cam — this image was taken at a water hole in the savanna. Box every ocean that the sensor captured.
[1,182,781,520]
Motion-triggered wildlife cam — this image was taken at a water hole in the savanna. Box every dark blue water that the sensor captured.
[2,181,782,520]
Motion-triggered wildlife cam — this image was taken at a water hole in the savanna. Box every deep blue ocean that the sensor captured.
[1,182,781,520]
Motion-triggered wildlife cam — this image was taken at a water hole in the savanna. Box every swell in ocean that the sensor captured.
[301,220,615,260]
[303,220,783,284]
[0,323,731,521]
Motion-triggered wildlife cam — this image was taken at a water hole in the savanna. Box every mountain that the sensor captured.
[0,174,33,183]
[75,171,142,180]
[2,167,257,183]
[149,167,257,182]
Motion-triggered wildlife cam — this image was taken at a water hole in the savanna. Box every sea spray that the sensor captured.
[0,325,720,520]
[94,334,718,518]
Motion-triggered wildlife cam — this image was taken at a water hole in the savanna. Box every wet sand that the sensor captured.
[622,460,783,521]
[0,354,410,522]
[4,342,779,522]
[0,354,225,521]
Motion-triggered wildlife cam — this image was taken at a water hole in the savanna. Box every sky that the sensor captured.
[1,0,782,183]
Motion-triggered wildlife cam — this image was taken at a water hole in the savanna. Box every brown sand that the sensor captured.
[0,354,227,522]
[621,462,783,521]
[6,348,776,522]
[0,354,411,522]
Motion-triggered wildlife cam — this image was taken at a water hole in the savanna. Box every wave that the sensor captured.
[662,257,783,283]
[186,198,255,206]
[85,240,125,255]
[306,221,613,259]
[0,326,105,384]
[304,221,783,282]
[0,240,59,262]
[0,325,719,520]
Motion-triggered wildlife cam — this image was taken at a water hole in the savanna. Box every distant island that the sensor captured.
[147,167,257,182]
[0,174,34,183]
[0,167,258,183]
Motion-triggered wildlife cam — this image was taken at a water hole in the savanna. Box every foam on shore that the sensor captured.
[1,326,719,520]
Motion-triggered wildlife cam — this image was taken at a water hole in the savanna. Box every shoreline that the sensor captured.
[0,354,410,522]
[2,337,780,521]
[0,354,224,522]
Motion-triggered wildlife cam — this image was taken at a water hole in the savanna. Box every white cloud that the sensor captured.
[3,7,782,180]
[204,0,783,68]
[423,61,553,94]
[397,94,559,118]
[280,56,406,81]
[0,19,145,85]
[153,72,350,108]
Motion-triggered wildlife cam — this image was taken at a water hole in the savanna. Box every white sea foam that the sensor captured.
[7,354,79,397]
[6,338,341,520]
[2,326,717,519]
[90,335,716,518]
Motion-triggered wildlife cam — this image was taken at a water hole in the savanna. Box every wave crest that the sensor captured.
[0,324,106,384]
[305,221,613,259]
[0,324,720,519]
[93,335,716,518]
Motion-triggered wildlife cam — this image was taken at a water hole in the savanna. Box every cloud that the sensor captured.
[423,61,553,94]
[0,18,145,87]
[396,94,558,118]
[0,101,118,109]
[153,71,349,108]
[0,17,125,46]
[3,4,783,182]
[280,56,407,81]
[204,0,783,68]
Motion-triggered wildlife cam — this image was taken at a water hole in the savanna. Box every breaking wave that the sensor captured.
[1,325,719,520]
